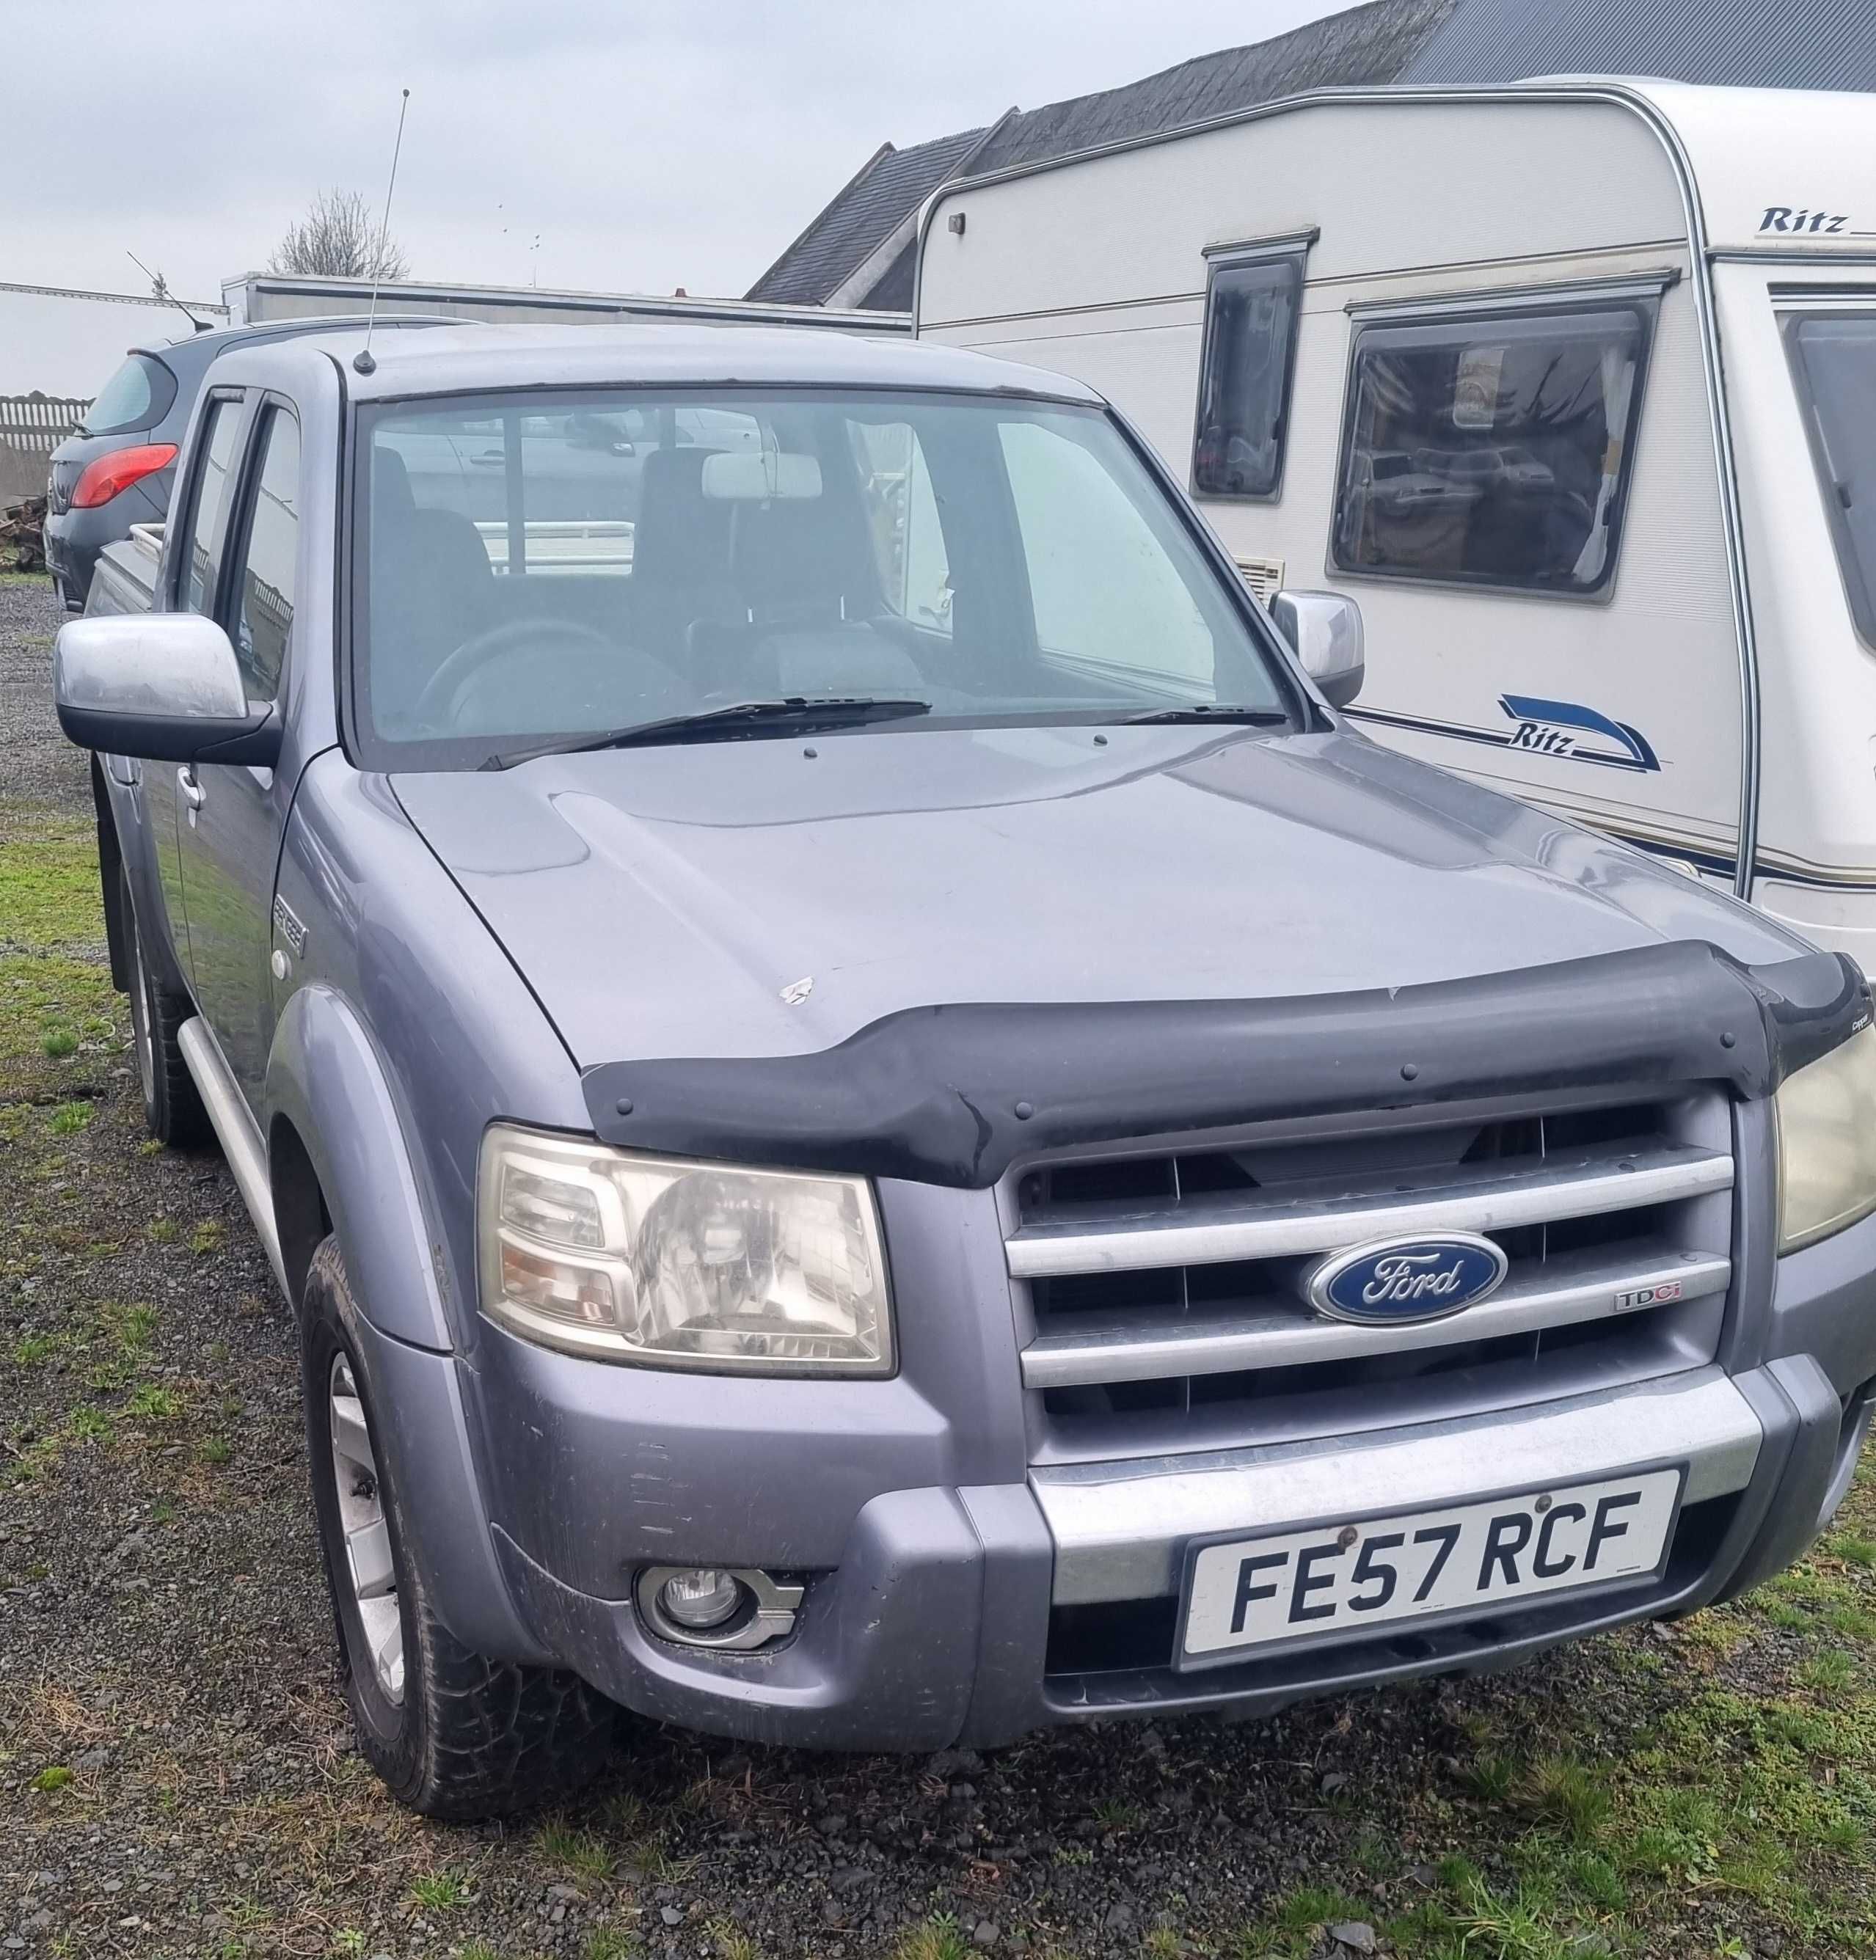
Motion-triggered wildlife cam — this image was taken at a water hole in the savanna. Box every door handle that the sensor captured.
[178,766,205,812]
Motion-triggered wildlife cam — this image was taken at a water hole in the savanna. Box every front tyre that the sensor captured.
[300,1235,616,1819]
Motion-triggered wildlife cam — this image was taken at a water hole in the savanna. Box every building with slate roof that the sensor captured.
[748,0,1876,314]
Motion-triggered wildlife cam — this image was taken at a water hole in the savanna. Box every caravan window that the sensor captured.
[1331,299,1655,596]
[1191,249,1305,500]
[1784,312,1876,649]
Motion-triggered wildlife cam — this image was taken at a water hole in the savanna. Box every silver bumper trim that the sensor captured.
[1022,1246,1730,1388]
[1032,1366,1764,1605]
[1006,1141,1733,1278]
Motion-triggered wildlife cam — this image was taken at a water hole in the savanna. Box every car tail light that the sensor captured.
[70,444,178,510]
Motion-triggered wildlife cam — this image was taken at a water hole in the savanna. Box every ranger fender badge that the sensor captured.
[272,894,308,957]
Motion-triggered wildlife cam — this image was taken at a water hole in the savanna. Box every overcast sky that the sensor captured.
[4,0,1343,391]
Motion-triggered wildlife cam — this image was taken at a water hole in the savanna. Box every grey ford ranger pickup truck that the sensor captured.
[55,323,1876,1820]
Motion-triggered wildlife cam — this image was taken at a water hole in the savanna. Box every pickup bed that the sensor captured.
[56,321,1876,1818]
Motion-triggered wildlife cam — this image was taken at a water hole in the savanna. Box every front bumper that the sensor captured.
[483,1352,1860,1752]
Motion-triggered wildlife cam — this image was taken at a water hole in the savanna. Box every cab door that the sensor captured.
[177,399,301,1111]
[139,392,245,980]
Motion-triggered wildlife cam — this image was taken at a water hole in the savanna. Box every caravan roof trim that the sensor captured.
[1340,265,1682,318]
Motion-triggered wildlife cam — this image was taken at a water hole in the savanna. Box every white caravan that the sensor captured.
[913,82,1876,960]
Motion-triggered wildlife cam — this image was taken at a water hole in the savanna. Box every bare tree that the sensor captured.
[269,188,409,282]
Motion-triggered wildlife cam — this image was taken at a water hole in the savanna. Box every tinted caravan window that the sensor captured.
[1332,299,1655,595]
[1785,312,1876,648]
[1191,250,1304,500]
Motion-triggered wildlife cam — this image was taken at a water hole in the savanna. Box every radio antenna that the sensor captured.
[125,250,213,332]
[352,87,410,376]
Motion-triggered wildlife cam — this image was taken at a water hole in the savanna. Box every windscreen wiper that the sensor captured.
[1114,703,1292,726]
[481,698,933,771]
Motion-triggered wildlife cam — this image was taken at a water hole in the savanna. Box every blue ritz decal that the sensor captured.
[1347,695,1661,774]
[1307,1233,1510,1325]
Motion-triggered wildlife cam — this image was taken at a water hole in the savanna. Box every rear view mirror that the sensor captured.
[701,450,822,502]
[54,615,281,767]
[1272,589,1364,710]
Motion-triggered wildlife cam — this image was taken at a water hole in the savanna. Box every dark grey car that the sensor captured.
[43,314,448,611]
[49,324,1876,1821]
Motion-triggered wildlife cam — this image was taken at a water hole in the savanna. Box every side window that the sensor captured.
[181,400,241,615]
[1192,249,1305,500]
[227,408,300,702]
[1331,299,1654,596]
[999,417,1216,689]
[847,420,953,633]
[1784,312,1876,650]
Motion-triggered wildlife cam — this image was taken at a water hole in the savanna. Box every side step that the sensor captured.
[177,1017,288,1300]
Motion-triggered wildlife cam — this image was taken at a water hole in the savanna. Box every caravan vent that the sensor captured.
[1234,555,1284,606]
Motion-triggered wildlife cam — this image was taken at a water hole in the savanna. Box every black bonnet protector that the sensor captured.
[583,943,1869,1190]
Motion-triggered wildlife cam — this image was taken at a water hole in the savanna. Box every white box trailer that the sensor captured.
[224,271,908,337]
[914,81,1876,962]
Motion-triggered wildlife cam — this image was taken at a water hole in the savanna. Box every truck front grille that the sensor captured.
[1003,1094,1736,1461]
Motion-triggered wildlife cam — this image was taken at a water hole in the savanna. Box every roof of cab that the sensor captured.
[302,322,1106,405]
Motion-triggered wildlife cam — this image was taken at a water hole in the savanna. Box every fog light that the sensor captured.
[658,1567,743,1631]
[635,1564,806,1651]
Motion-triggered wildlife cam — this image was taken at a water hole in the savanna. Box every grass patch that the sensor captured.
[1462,1748,1519,1804]
[407,1870,472,1911]
[583,1933,642,1960]
[126,1383,184,1422]
[1522,1755,1612,1843]
[1798,1649,1855,1694]
[46,1100,94,1135]
[1238,1884,1375,1958]
[536,1813,615,1882]
[0,813,101,951]
[889,1919,971,1960]
[31,1765,74,1792]
[117,1302,158,1353]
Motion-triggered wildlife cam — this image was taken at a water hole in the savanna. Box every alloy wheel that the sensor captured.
[327,1353,405,1702]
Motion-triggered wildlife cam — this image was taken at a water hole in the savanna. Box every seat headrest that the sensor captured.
[633,445,730,586]
[371,445,417,516]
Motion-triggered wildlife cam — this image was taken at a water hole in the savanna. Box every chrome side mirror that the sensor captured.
[54,615,280,767]
[1271,589,1364,710]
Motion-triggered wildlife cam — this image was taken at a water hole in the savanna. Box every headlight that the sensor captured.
[475,1125,894,1374]
[1777,1023,1876,1254]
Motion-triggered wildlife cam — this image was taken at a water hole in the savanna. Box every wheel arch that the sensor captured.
[266,987,543,1662]
[267,1113,331,1314]
[264,983,454,1353]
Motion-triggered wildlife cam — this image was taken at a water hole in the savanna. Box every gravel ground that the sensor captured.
[4,568,1876,1959]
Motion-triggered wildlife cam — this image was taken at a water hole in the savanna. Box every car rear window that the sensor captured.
[80,354,178,439]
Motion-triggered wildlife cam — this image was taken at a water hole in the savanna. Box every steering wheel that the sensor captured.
[413,618,642,729]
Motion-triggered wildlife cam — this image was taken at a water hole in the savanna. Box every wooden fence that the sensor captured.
[0,394,91,456]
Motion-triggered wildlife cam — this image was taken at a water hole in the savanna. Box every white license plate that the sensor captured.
[1179,1466,1683,1667]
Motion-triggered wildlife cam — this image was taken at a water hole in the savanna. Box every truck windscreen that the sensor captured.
[346,387,1293,770]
